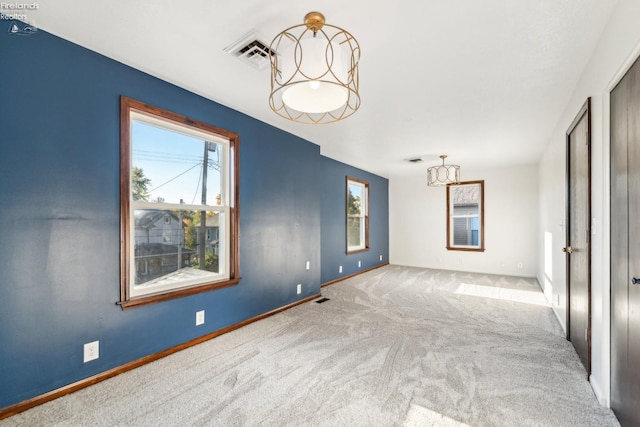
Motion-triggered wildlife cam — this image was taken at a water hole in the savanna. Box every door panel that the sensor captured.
[610,54,640,427]
[626,54,640,425]
[566,100,590,374]
[610,67,629,423]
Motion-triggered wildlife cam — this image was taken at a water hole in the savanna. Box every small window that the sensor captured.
[346,177,369,253]
[120,97,240,309]
[447,180,484,251]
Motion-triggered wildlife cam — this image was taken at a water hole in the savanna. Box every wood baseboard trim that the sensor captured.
[321,262,388,288]
[0,293,321,420]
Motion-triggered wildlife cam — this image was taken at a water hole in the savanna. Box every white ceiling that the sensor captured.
[32,0,617,177]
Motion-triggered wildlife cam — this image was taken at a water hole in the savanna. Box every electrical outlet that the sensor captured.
[305,261,310,270]
[297,284,302,294]
[83,341,99,363]
[196,310,205,326]
[379,255,383,261]
[517,262,524,269]
[339,265,343,273]
[358,260,361,268]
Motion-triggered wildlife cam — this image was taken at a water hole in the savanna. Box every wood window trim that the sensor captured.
[346,176,370,254]
[446,180,485,252]
[118,96,240,310]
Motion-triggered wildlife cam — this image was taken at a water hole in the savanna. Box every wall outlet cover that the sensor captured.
[83,341,99,363]
[196,310,205,326]
[297,284,302,294]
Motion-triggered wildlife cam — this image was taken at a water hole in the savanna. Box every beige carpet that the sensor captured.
[1,265,619,426]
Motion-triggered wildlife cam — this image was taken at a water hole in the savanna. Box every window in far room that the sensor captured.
[446,180,484,251]
[346,177,369,253]
[119,97,240,309]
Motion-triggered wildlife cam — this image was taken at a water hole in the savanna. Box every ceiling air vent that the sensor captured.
[405,157,424,163]
[224,30,274,71]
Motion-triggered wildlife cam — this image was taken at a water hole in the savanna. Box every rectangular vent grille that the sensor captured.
[239,40,273,58]
[224,31,273,71]
[315,298,330,304]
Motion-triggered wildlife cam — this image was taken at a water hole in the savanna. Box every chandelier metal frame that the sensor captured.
[269,12,361,124]
[427,155,461,187]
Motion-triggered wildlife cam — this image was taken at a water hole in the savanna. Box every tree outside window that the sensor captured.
[119,97,240,309]
[346,177,369,253]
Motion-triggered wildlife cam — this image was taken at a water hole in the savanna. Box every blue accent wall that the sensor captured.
[0,28,387,410]
[320,157,389,284]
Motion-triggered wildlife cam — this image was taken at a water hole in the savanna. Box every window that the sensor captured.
[446,180,484,251]
[346,177,369,253]
[119,97,240,309]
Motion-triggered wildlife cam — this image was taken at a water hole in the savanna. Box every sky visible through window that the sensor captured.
[132,121,222,205]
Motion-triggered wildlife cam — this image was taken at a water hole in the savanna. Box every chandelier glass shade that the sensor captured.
[269,12,360,124]
[427,155,461,187]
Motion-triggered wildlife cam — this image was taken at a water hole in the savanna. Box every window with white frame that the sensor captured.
[119,97,240,309]
[346,177,369,253]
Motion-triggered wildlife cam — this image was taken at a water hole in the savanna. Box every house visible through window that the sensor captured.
[346,177,369,253]
[446,180,484,251]
[120,97,240,308]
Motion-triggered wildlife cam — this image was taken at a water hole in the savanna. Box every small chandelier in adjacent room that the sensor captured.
[427,155,461,187]
[269,11,360,124]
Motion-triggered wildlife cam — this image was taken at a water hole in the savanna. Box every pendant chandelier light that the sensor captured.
[427,155,461,187]
[269,12,360,124]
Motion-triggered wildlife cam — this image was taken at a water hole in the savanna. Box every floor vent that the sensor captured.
[224,30,273,71]
[315,298,330,304]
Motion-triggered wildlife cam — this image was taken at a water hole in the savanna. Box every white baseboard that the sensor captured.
[551,305,566,337]
[536,276,567,336]
[590,375,608,407]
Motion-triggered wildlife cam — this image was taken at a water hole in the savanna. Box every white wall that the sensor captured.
[537,0,640,407]
[538,136,568,332]
[390,163,538,277]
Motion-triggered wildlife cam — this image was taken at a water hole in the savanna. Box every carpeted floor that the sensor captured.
[1,265,620,426]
